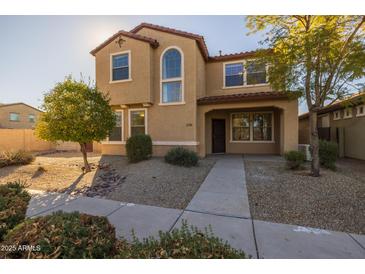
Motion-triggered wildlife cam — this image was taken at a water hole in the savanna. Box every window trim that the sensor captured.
[102,110,124,144]
[333,110,341,120]
[223,59,269,89]
[9,112,20,122]
[109,50,132,83]
[159,46,185,106]
[343,108,353,119]
[229,111,275,143]
[356,105,365,117]
[128,108,148,137]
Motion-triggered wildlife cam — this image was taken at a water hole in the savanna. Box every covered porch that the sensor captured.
[196,93,298,157]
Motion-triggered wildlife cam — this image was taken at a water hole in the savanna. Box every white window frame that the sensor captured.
[110,50,132,83]
[333,110,341,120]
[128,108,148,137]
[223,59,269,89]
[356,105,365,117]
[159,46,185,106]
[343,108,353,119]
[230,111,274,143]
[102,110,124,144]
[9,112,20,122]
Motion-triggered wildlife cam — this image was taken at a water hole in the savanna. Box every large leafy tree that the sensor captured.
[246,16,365,176]
[36,77,116,172]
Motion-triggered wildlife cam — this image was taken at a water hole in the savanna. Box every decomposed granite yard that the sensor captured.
[244,156,365,235]
[0,152,215,209]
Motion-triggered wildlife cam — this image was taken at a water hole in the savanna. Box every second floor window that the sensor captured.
[9,112,20,121]
[28,114,35,123]
[161,48,183,104]
[112,52,130,81]
[224,60,267,88]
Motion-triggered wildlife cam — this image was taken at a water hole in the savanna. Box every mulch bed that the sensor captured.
[245,159,365,235]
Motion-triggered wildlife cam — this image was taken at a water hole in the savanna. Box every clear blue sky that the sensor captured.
[0,15,306,113]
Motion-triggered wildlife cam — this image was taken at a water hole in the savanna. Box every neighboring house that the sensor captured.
[91,23,298,157]
[0,103,42,129]
[298,91,365,160]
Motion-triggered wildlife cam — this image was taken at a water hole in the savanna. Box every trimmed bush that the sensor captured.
[164,147,199,167]
[319,140,338,170]
[115,221,246,259]
[0,212,117,259]
[126,134,152,163]
[0,181,31,241]
[284,150,305,170]
[0,150,34,168]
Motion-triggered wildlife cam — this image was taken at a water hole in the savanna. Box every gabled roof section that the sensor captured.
[0,102,43,112]
[130,22,210,61]
[298,91,365,119]
[90,30,159,56]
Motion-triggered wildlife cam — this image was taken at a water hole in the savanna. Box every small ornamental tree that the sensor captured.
[246,16,365,176]
[36,77,116,172]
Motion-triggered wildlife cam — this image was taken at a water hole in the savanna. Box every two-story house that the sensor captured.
[91,23,298,157]
[0,102,42,129]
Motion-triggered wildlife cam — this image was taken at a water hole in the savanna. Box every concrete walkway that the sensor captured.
[26,155,365,259]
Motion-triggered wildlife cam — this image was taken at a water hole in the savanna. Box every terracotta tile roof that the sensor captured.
[197,92,289,105]
[298,91,365,119]
[90,30,159,56]
[208,49,272,62]
[130,22,210,61]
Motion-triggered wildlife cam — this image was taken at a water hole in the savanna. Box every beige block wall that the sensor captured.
[0,129,54,152]
[0,104,42,129]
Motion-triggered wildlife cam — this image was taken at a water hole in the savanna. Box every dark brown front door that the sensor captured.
[212,119,226,153]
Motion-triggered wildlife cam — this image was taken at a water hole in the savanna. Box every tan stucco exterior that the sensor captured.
[0,103,42,129]
[92,24,299,157]
[298,106,365,160]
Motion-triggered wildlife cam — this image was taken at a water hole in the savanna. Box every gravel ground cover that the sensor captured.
[245,157,365,234]
[0,152,215,209]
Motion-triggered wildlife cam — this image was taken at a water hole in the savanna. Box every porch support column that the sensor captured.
[197,108,206,157]
[282,104,299,153]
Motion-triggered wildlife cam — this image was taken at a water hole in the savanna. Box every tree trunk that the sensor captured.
[80,143,91,173]
[309,110,320,177]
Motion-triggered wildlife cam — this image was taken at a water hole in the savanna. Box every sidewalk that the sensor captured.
[26,155,365,259]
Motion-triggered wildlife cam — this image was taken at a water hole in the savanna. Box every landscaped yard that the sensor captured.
[245,156,365,235]
[0,151,215,209]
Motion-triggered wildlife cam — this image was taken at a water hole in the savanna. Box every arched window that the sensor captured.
[161,47,183,104]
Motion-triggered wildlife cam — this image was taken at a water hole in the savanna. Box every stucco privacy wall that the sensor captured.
[0,129,54,151]
[197,99,298,157]
[0,129,95,153]
[298,117,310,144]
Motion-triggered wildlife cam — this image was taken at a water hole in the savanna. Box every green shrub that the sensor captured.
[164,147,199,167]
[0,181,31,241]
[284,150,305,170]
[115,221,246,259]
[319,140,338,170]
[126,134,152,163]
[0,212,117,258]
[0,150,34,168]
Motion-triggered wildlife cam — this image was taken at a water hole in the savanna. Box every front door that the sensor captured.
[212,119,226,153]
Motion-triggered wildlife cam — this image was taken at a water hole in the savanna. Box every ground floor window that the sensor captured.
[109,111,123,141]
[129,109,147,136]
[231,112,273,142]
